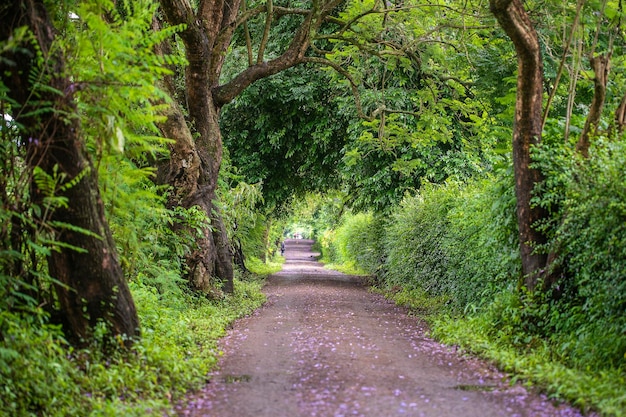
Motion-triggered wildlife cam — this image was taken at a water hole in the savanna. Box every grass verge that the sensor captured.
[0,276,267,417]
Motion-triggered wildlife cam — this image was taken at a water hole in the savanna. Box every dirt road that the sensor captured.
[177,239,588,417]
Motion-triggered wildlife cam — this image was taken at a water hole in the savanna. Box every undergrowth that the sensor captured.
[0,277,266,417]
[431,308,626,416]
[321,261,369,276]
[246,255,284,276]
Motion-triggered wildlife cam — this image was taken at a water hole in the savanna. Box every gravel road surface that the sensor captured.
[177,239,590,417]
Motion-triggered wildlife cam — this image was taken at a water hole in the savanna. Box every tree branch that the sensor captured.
[541,0,584,131]
[303,56,372,121]
[159,0,194,26]
[240,0,253,66]
[302,56,427,122]
[213,13,313,106]
[257,0,273,64]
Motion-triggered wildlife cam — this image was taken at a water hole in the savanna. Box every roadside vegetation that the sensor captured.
[303,141,626,415]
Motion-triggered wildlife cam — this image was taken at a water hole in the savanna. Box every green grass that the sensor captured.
[0,277,267,417]
[246,255,283,276]
[320,260,369,276]
[431,314,626,417]
[371,286,449,315]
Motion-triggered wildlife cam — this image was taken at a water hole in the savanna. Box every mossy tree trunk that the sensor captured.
[157,0,338,294]
[0,0,139,346]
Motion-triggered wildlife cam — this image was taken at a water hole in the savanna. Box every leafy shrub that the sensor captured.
[321,172,520,310]
[546,139,626,370]
[0,312,86,417]
[0,277,266,417]
[443,173,520,309]
[383,186,453,295]
[319,228,339,263]
[379,173,519,308]
[245,255,283,276]
[318,211,385,276]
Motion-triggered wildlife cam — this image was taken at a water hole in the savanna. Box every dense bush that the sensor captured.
[442,175,520,309]
[318,211,386,277]
[544,139,626,370]
[334,212,377,273]
[322,173,519,309]
[383,185,454,295]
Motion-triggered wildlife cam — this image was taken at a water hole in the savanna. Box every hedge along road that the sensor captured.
[177,239,590,417]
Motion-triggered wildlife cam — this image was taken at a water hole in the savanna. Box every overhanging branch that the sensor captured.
[303,56,372,121]
[213,14,313,106]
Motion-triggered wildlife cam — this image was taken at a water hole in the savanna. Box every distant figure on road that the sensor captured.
[280,241,285,256]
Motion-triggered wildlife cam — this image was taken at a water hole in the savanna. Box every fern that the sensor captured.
[32,165,91,217]
[32,166,60,199]
[49,220,102,240]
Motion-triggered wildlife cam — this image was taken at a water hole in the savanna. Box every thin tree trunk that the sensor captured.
[564,39,584,141]
[614,90,626,134]
[576,54,610,157]
[0,0,139,346]
[490,0,549,290]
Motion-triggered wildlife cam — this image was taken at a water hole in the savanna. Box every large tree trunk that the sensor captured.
[491,0,549,290]
[156,84,235,294]
[157,0,333,294]
[152,13,234,294]
[154,26,235,293]
[0,0,139,346]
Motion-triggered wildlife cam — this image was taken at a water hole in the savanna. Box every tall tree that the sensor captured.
[0,0,139,345]
[490,0,548,290]
[157,0,342,293]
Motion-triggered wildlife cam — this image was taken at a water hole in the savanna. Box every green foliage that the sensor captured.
[324,211,379,276]
[218,151,288,264]
[443,173,521,309]
[0,311,86,417]
[61,0,202,296]
[375,286,448,316]
[432,307,626,416]
[539,139,626,370]
[66,0,178,160]
[219,165,266,259]
[100,154,211,293]
[0,277,266,417]
[4,0,626,415]
[383,184,455,295]
[376,173,519,308]
[221,65,349,206]
[245,255,283,276]
[0,134,47,312]
[323,0,499,211]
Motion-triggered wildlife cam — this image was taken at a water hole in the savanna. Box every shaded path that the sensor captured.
[178,239,587,417]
